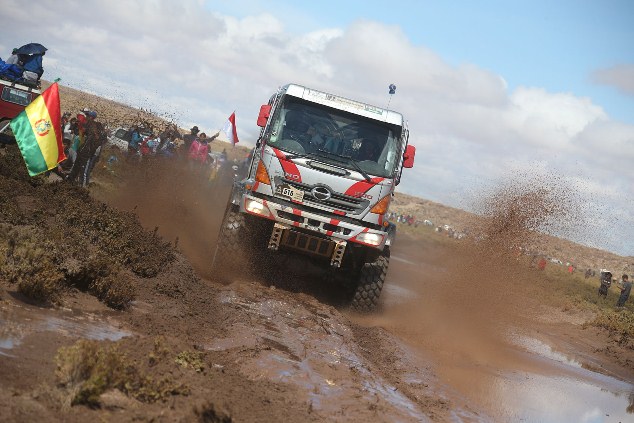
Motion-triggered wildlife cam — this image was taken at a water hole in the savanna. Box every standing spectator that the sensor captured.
[616,275,632,307]
[598,271,612,297]
[182,125,200,156]
[83,114,108,185]
[127,126,143,160]
[188,132,210,167]
[66,110,100,186]
[537,257,547,271]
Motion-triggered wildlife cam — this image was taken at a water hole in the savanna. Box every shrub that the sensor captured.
[0,225,65,304]
[589,310,634,345]
[55,340,189,407]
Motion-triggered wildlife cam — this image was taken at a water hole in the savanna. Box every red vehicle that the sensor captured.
[0,78,41,139]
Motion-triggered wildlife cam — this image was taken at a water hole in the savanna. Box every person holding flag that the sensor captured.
[9,81,66,176]
[222,112,239,146]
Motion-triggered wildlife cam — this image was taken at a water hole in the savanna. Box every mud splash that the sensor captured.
[361,233,634,422]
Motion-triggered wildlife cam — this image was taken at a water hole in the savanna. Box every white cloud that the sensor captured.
[1,0,632,255]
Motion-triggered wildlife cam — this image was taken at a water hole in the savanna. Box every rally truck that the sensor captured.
[211,83,415,310]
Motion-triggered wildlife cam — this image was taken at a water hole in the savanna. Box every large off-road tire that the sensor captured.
[350,255,389,312]
[211,206,248,283]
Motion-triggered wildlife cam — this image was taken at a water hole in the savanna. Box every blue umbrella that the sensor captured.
[15,43,47,55]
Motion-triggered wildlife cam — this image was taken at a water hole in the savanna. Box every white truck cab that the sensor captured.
[212,84,415,310]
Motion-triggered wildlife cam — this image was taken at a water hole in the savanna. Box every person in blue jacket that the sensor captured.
[22,52,44,83]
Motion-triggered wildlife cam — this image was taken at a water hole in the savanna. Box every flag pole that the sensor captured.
[0,122,10,134]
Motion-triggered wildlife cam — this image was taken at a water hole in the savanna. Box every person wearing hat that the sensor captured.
[182,125,200,157]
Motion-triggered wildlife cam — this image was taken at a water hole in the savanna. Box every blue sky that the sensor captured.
[1,0,633,256]
[212,0,634,122]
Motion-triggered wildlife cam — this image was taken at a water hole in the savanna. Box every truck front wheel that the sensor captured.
[350,255,389,312]
[211,206,248,283]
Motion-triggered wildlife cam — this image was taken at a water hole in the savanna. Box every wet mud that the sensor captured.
[0,144,633,422]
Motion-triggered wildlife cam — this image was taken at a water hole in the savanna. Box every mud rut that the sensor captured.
[1,149,633,422]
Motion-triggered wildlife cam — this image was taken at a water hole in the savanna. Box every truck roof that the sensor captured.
[283,84,404,126]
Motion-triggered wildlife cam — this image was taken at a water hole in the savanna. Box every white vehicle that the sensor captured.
[211,84,415,311]
[107,127,153,150]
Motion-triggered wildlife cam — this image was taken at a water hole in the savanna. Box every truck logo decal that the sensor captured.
[311,186,331,201]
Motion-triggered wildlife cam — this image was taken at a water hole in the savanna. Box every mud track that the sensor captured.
[1,147,633,422]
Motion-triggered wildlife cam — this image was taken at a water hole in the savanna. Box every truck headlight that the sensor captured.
[245,198,270,216]
[355,232,384,246]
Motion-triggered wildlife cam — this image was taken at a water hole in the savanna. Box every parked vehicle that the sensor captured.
[107,126,153,150]
[0,79,41,142]
[211,83,415,311]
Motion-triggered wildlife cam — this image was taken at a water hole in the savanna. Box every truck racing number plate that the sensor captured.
[276,184,304,202]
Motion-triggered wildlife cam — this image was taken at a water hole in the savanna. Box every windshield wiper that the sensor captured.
[315,149,372,182]
[283,151,313,160]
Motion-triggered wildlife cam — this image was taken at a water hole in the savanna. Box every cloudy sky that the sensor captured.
[2,0,633,256]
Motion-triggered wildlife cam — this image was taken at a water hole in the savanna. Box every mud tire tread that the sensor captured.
[211,208,247,281]
[351,255,388,312]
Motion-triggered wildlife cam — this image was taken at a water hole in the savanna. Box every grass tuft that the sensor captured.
[55,340,189,407]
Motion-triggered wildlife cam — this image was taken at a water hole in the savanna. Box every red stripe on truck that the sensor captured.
[272,148,302,183]
[344,177,384,197]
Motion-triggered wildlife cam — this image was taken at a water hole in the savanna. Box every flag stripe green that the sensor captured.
[10,111,48,176]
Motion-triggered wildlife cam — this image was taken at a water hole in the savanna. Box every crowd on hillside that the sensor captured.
[54,110,243,186]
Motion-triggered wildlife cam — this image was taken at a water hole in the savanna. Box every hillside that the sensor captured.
[391,191,634,275]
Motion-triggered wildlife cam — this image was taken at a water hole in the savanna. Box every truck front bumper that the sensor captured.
[240,194,387,249]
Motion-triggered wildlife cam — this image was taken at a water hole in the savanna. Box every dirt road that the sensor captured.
[1,148,633,422]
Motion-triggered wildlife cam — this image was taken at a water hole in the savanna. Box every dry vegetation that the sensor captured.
[0,145,174,308]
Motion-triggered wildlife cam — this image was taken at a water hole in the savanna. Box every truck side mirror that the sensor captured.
[403,145,416,168]
[257,104,272,127]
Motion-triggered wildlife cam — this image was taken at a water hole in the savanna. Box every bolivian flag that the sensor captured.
[10,82,65,176]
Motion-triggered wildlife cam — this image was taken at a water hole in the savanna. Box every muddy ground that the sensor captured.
[0,143,633,422]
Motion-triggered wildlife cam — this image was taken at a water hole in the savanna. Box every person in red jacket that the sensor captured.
[188,131,219,170]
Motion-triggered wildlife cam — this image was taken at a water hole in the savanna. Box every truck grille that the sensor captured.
[281,229,334,257]
[279,178,369,214]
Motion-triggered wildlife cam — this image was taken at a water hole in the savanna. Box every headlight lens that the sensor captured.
[245,198,269,216]
[355,232,383,246]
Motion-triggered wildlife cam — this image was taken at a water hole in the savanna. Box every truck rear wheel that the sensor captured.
[350,255,389,312]
[211,206,248,283]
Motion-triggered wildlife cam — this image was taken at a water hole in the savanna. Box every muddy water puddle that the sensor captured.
[208,289,437,422]
[382,242,634,422]
[0,301,130,356]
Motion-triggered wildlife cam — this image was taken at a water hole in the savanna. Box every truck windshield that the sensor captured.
[266,96,403,178]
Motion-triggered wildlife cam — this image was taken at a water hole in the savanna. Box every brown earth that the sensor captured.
[1,86,633,422]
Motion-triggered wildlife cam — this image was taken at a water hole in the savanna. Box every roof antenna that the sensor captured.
[387,83,396,110]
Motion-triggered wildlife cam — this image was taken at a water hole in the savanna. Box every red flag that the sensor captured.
[222,112,239,145]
